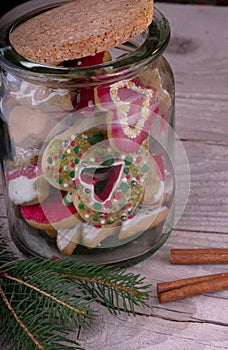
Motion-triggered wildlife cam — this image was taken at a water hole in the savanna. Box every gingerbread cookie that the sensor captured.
[138,69,171,114]
[6,165,50,206]
[143,153,165,206]
[7,145,40,168]
[138,68,172,135]
[42,127,107,192]
[9,106,49,149]
[56,224,81,256]
[10,81,73,113]
[119,206,169,240]
[118,151,170,240]
[81,223,120,248]
[95,78,158,153]
[20,188,81,231]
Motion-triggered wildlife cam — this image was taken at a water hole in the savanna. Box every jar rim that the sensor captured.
[0,3,170,83]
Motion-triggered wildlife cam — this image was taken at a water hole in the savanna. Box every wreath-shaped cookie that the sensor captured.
[42,125,152,226]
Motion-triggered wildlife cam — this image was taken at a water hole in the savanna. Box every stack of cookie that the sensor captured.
[2,0,172,257]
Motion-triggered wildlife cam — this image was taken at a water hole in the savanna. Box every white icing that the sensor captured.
[57,225,80,250]
[121,207,162,232]
[153,180,165,202]
[83,225,101,241]
[8,176,37,205]
[78,161,124,205]
[11,81,69,106]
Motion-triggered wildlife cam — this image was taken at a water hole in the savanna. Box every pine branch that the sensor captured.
[0,231,151,350]
[0,286,45,350]
[1,272,87,317]
[52,261,150,315]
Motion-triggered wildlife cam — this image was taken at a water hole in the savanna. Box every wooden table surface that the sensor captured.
[1,3,228,349]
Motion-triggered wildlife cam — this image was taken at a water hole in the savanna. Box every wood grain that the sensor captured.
[156,3,228,98]
[176,98,228,145]
[175,141,228,233]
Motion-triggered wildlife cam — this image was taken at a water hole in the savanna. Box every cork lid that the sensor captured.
[9,0,153,65]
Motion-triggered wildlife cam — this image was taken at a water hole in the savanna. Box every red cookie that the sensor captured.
[20,189,81,231]
[95,78,158,153]
[72,51,112,116]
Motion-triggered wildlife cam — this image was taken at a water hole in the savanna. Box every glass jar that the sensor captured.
[0,1,175,266]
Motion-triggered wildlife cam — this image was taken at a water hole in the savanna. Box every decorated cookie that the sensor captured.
[117,150,170,240]
[56,224,81,256]
[42,127,107,191]
[55,221,119,254]
[42,123,153,226]
[6,165,50,206]
[138,69,171,114]
[45,228,58,238]
[81,223,120,248]
[138,69,172,135]
[72,51,112,116]
[20,188,81,231]
[66,51,112,69]
[7,145,40,169]
[9,106,49,148]
[41,118,159,226]
[71,140,148,226]
[95,78,158,153]
[119,206,169,240]
[143,153,165,206]
[10,80,73,113]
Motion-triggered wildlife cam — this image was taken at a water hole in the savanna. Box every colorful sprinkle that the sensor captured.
[124,156,133,165]
[114,192,122,200]
[47,156,53,164]
[88,134,105,145]
[74,146,80,155]
[94,203,102,211]
[74,178,80,186]
[101,158,114,166]
[70,171,75,178]
[104,200,112,209]
[120,182,129,192]
[136,156,142,163]
[142,164,149,173]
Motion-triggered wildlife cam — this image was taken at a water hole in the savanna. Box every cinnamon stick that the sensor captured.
[157,274,228,304]
[170,248,228,265]
[157,272,228,294]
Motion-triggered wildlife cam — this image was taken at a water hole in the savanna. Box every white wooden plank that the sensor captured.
[176,98,228,144]
[175,141,228,233]
[155,3,228,98]
[77,307,228,350]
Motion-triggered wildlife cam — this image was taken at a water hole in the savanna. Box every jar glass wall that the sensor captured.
[0,2,175,266]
